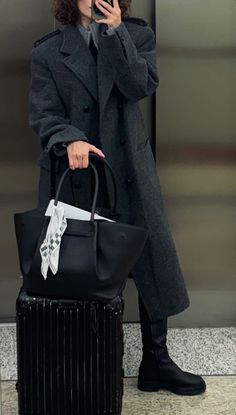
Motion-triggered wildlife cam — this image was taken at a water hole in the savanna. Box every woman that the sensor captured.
[29,0,206,395]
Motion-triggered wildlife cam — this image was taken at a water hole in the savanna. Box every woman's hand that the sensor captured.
[95,0,121,29]
[67,140,105,169]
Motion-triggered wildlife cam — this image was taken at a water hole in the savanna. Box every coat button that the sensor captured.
[127,177,133,184]
[83,105,90,112]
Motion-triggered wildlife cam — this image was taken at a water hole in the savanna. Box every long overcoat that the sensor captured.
[29,17,190,322]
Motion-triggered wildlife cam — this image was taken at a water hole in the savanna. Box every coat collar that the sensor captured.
[59,24,114,116]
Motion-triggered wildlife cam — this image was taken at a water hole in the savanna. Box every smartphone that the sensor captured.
[91,0,113,20]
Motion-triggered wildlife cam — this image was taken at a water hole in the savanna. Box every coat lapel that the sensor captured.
[96,24,115,118]
[59,24,114,118]
[60,25,98,102]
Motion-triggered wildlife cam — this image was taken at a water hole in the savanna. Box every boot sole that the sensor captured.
[137,379,206,395]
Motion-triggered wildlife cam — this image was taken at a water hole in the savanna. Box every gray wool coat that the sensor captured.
[29,17,190,322]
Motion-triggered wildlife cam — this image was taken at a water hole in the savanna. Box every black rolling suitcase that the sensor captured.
[15,287,125,415]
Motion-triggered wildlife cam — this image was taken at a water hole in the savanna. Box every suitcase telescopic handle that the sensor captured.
[53,153,119,222]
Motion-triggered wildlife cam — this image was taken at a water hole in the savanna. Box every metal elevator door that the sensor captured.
[155,0,236,327]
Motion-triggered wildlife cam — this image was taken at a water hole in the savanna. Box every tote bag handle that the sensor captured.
[53,153,119,223]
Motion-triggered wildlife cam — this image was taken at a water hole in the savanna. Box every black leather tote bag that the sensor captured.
[14,153,149,301]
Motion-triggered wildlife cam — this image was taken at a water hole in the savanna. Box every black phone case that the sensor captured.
[15,287,124,415]
[91,0,113,20]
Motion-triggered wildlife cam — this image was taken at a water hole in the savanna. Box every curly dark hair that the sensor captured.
[51,0,132,26]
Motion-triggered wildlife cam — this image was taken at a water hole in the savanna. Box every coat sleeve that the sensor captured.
[28,46,89,154]
[99,22,159,101]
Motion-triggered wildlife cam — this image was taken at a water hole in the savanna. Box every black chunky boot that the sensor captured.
[137,293,206,395]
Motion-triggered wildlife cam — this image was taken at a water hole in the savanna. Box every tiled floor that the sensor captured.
[1,325,236,380]
[1,376,236,415]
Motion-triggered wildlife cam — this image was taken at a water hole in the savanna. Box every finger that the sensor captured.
[82,153,89,169]
[72,154,80,169]
[67,147,75,169]
[96,0,113,13]
[89,149,106,158]
[95,20,113,27]
[95,19,110,24]
[72,153,83,169]
[112,0,120,10]
[67,152,75,169]
[76,154,83,169]
[69,161,75,170]
[95,1,111,17]
[89,145,106,157]
[94,149,106,158]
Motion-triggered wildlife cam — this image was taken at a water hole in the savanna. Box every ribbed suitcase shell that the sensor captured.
[15,288,124,415]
